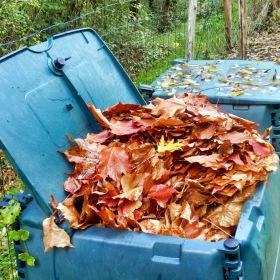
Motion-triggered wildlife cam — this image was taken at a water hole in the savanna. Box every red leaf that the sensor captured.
[97,195,119,207]
[50,195,58,212]
[110,120,142,136]
[219,130,252,144]
[87,130,112,143]
[148,184,176,208]
[151,96,187,118]
[248,140,271,157]
[98,146,131,181]
[118,199,142,217]
[184,154,226,170]
[96,207,116,225]
[64,177,81,194]
[226,153,244,165]
[104,102,143,115]
[193,123,216,139]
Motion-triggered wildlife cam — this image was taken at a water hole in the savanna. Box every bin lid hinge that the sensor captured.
[0,192,33,210]
[222,239,243,280]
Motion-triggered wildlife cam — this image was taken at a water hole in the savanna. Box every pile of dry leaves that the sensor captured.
[43,92,278,251]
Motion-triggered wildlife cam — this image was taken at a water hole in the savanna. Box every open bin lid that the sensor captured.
[0,28,145,215]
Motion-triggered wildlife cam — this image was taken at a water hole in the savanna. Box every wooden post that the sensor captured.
[239,0,247,59]
[271,0,280,9]
[253,0,257,21]
[186,0,198,60]
[223,0,232,50]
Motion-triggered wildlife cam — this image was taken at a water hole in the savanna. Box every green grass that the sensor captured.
[133,8,234,87]
[0,151,24,280]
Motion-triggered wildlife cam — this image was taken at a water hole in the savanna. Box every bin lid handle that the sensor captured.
[28,38,53,53]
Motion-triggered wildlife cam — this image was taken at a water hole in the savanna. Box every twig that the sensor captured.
[131,155,155,171]
[203,217,233,238]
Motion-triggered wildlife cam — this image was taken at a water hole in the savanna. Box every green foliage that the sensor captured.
[0,0,187,78]
[9,229,30,242]
[0,200,35,280]
[18,253,35,267]
[0,201,21,226]
[0,152,34,279]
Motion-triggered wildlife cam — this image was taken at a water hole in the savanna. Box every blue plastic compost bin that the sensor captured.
[0,28,280,280]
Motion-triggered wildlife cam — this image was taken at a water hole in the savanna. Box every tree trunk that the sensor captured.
[186,0,197,59]
[148,0,154,10]
[271,0,280,9]
[253,0,257,21]
[157,0,177,33]
[223,0,232,50]
[239,0,247,59]
[129,0,140,20]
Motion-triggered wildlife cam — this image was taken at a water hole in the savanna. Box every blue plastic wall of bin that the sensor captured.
[16,169,280,280]
[0,29,280,280]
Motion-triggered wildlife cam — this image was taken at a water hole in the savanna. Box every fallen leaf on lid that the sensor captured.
[43,216,74,252]
[203,65,220,72]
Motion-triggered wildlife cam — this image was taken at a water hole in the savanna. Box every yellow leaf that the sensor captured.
[218,78,229,84]
[157,136,185,153]
[243,77,255,85]
[231,89,244,96]
[203,65,220,72]
[237,69,252,76]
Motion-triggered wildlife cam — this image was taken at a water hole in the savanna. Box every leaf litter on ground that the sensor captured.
[43,92,278,251]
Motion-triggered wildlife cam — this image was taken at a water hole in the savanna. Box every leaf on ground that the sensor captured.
[203,65,220,72]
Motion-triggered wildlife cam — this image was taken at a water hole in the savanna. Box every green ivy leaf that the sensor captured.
[18,229,29,241]
[9,230,20,241]
[18,253,35,267]
[0,201,21,225]
[9,229,29,241]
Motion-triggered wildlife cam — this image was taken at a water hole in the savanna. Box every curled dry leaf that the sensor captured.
[45,92,278,244]
[43,216,73,252]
